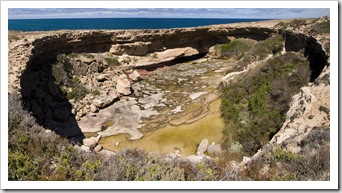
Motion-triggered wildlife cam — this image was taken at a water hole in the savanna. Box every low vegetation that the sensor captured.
[221,52,311,156]
[91,89,100,96]
[66,77,89,101]
[9,35,21,42]
[310,20,330,34]
[9,91,329,181]
[8,93,229,181]
[239,35,284,65]
[9,19,330,181]
[104,57,120,66]
[51,54,89,101]
[216,38,257,60]
[275,17,330,36]
[242,126,329,180]
[275,19,307,30]
[224,35,284,75]
[8,93,100,180]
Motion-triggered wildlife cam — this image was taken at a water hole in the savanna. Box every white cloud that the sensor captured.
[8,8,330,19]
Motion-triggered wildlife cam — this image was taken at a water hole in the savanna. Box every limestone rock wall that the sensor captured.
[8,19,330,152]
[26,27,278,67]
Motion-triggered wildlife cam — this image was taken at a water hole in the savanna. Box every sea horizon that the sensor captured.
[8,17,271,31]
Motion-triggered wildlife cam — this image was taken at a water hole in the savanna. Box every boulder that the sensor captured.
[83,137,97,148]
[208,45,220,58]
[79,145,91,152]
[95,73,108,82]
[187,155,204,163]
[98,149,116,156]
[197,138,209,156]
[207,143,222,156]
[83,134,102,148]
[188,154,211,163]
[128,70,141,81]
[243,156,251,164]
[116,76,131,96]
[301,87,312,103]
[156,47,199,62]
[94,144,103,152]
[93,93,118,109]
[79,55,95,64]
[90,104,98,113]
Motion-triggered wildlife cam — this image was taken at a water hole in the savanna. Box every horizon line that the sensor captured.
[8,17,293,20]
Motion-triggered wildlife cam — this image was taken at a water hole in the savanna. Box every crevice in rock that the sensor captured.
[282,30,329,82]
[20,57,85,143]
[17,27,329,148]
[134,52,208,71]
[304,40,329,82]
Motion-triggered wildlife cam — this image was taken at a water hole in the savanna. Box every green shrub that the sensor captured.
[52,54,74,85]
[9,35,20,41]
[95,148,187,181]
[275,19,306,30]
[8,151,38,180]
[217,39,257,60]
[310,21,330,34]
[221,52,310,156]
[57,54,68,63]
[8,78,328,182]
[8,93,101,181]
[52,55,89,101]
[67,52,78,58]
[272,146,296,161]
[104,57,120,66]
[288,19,307,29]
[239,35,284,65]
[81,53,95,59]
[51,64,67,86]
[67,77,88,101]
[91,89,100,96]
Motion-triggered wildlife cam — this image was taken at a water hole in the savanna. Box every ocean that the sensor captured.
[8,18,269,31]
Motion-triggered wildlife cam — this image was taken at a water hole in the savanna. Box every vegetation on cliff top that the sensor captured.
[9,93,99,180]
[8,93,231,181]
[221,52,311,156]
[216,38,257,60]
[8,92,329,181]
[239,35,284,66]
[8,17,330,181]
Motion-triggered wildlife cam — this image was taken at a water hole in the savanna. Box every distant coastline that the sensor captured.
[8,18,270,31]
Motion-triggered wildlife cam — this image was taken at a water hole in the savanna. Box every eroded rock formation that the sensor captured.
[8,17,330,161]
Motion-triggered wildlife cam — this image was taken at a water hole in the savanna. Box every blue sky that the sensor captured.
[8,8,330,19]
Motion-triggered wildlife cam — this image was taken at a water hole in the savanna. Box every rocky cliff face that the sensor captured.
[8,17,330,163]
[9,26,279,94]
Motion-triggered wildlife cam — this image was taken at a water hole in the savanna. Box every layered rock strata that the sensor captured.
[8,17,330,159]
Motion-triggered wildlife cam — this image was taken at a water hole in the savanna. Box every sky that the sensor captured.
[8,8,330,19]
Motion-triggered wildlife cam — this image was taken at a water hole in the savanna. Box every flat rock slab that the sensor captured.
[169,106,182,114]
[79,98,158,140]
[189,92,208,100]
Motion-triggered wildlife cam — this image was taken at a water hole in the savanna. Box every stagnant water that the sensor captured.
[74,57,239,156]
[99,99,224,156]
